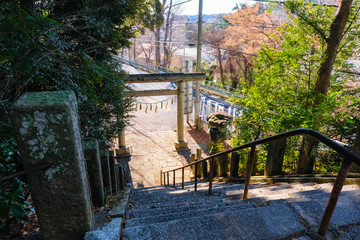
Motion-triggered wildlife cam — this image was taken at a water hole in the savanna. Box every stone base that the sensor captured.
[175,141,188,150]
[116,147,130,155]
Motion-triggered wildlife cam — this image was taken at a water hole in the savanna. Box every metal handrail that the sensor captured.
[0,163,51,184]
[161,128,360,236]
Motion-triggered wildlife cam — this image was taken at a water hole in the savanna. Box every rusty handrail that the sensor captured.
[161,128,360,236]
[0,163,51,184]
[163,128,360,174]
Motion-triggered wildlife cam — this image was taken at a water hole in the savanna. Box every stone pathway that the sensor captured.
[122,63,211,188]
[126,92,210,188]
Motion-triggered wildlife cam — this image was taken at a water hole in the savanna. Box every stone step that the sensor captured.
[130,192,228,211]
[130,183,351,209]
[290,194,360,229]
[128,187,349,221]
[131,182,339,203]
[128,197,265,219]
[123,204,306,240]
[126,202,256,227]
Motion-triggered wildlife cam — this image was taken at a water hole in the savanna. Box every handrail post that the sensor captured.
[167,172,169,186]
[182,168,185,189]
[318,158,352,235]
[243,145,256,199]
[163,172,166,185]
[209,158,214,195]
[194,162,198,191]
[173,170,176,188]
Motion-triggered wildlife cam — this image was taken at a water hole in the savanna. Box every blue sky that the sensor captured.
[180,0,244,15]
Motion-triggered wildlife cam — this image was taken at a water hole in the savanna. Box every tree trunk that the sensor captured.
[314,0,353,96]
[162,0,172,68]
[350,123,360,172]
[155,29,161,65]
[298,135,319,174]
[298,0,353,173]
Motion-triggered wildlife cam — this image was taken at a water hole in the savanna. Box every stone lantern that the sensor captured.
[206,112,233,177]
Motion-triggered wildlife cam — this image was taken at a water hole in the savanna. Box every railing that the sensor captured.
[161,128,360,236]
[0,163,51,184]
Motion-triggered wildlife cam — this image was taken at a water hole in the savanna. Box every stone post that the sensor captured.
[216,154,228,177]
[230,151,240,177]
[9,91,92,240]
[265,138,287,176]
[100,150,112,194]
[116,164,126,191]
[196,148,202,178]
[109,151,117,194]
[190,154,196,176]
[116,129,130,155]
[115,153,132,187]
[83,139,104,207]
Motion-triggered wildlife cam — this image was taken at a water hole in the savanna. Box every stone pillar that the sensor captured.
[265,138,287,176]
[201,160,208,178]
[230,151,240,177]
[9,91,92,240]
[116,129,129,155]
[216,154,228,177]
[83,139,104,207]
[109,151,117,194]
[175,80,188,149]
[196,148,202,178]
[100,150,112,194]
[118,130,126,148]
[115,164,126,191]
[115,154,132,186]
[190,154,196,175]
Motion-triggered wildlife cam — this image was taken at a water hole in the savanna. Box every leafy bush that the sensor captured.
[0,0,155,228]
[0,128,29,224]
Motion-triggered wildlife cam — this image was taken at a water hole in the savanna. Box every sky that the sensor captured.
[179,0,245,15]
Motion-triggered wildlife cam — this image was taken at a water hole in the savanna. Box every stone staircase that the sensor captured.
[123,181,360,240]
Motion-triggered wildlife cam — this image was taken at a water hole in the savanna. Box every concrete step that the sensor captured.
[123,204,306,240]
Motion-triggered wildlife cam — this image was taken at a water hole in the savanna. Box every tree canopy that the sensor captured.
[232,0,359,149]
[0,0,156,226]
[1,0,156,143]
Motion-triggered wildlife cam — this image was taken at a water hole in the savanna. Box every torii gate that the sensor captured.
[117,72,205,153]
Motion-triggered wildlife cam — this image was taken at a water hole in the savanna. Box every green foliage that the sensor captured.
[0,128,29,223]
[0,0,154,144]
[143,0,164,32]
[0,179,29,222]
[0,0,154,225]
[231,0,359,173]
